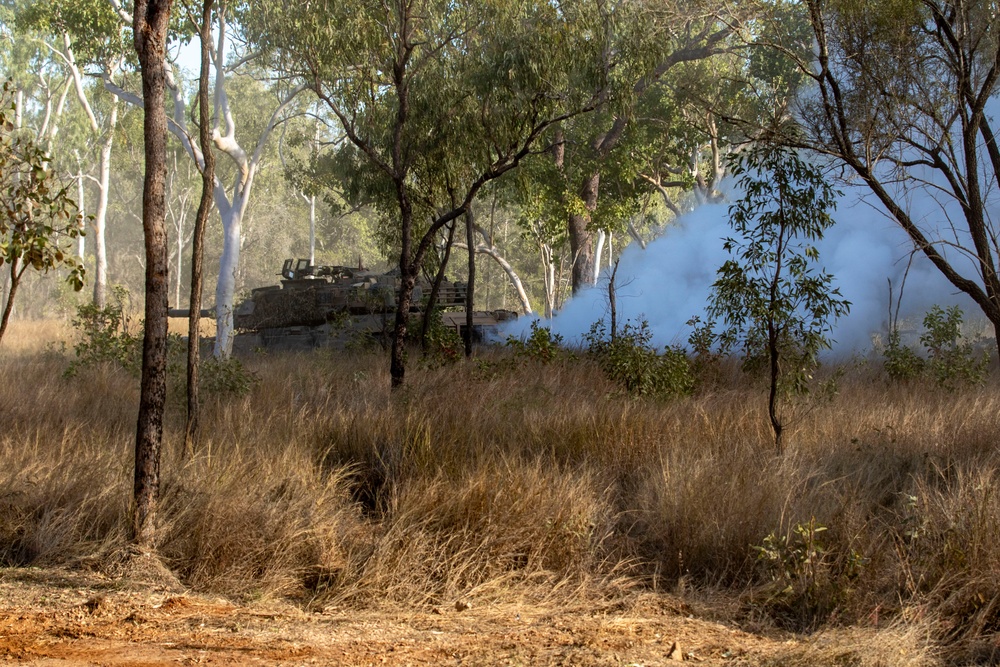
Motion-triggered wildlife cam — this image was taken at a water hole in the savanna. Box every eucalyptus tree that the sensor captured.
[546,1,812,293]
[247,0,614,387]
[0,80,86,345]
[0,0,76,148]
[184,0,215,455]
[102,0,305,358]
[707,145,849,454]
[18,0,131,308]
[130,0,172,553]
[788,0,1000,353]
[550,3,741,293]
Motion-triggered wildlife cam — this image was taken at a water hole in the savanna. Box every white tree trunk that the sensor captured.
[541,242,556,319]
[93,102,116,309]
[309,194,316,265]
[454,240,532,315]
[57,34,118,309]
[76,169,86,259]
[175,213,184,306]
[103,1,303,358]
[213,203,242,357]
[593,229,606,283]
[627,220,647,249]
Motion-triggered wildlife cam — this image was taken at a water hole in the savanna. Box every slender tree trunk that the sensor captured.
[421,219,456,350]
[0,269,9,327]
[569,172,599,292]
[93,102,116,309]
[132,0,173,552]
[213,205,241,358]
[308,194,316,266]
[391,195,414,388]
[608,258,619,344]
[76,169,86,258]
[186,0,216,457]
[593,229,605,284]
[391,268,416,389]
[464,208,475,357]
[0,261,23,346]
[768,318,782,455]
[768,226,787,456]
[541,243,555,318]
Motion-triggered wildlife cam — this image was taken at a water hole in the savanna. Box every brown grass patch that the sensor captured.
[1,321,998,662]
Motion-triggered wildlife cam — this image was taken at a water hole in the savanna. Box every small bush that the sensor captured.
[753,518,852,629]
[201,357,260,396]
[921,305,987,389]
[65,287,141,377]
[883,330,925,383]
[882,305,988,389]
[585,318,695,398]
[506,319,564,363]
[419,309,463,366]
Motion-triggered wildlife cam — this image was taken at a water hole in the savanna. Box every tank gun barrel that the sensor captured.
[168,308,215,318]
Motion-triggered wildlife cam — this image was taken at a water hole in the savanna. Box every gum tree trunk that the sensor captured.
[185,0,216,456]
[132,0,173,552]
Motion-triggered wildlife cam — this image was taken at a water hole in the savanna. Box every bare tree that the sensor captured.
[792,0,1000,352]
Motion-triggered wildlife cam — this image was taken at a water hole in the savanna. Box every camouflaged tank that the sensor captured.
[232,259,515,352]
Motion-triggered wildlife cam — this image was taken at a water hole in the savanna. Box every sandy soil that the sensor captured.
[0,567,823,666]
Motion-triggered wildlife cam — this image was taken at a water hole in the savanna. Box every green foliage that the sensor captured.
[705,144,849,449]
[709,145,849,372]
[883,305,988,389]
[882,329,925,383]
[754,518,861,630]
[921,305,988,389]
[0,80,86,305]
[17,0,132,66]
[65,284,258,395]
[65,286,140,376]
[585,318,695,398]
[506,320,564,363]
[420,309,464,367]
[200,357,260,397]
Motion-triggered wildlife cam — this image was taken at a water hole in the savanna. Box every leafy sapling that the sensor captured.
[706,145,849,453]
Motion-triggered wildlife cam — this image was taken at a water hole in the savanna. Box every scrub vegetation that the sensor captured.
[2,319,997,664]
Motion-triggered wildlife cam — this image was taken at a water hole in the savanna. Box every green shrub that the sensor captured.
[754,518,862,630]
[65,287,141,377]
[921,305,988,389]
[419,309,463,366]
[882,305,988,389]
[506,319,564,363]
[882,329,925,382]
[585,318,695,398]
[201,357,260,396]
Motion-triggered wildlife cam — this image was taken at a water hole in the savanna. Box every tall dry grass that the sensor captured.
[3,320,1000,661]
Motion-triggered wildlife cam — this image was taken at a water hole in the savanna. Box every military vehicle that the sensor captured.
[229,258,516,351]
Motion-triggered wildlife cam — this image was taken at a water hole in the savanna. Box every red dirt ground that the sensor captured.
[0,567,853,666]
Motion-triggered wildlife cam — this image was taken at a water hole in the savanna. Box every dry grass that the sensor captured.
[3,320,1000,663]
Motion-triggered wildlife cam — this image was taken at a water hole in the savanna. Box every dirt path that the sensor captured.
[0,567,876,666]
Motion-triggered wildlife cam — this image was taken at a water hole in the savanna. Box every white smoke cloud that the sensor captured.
[506,178,984,355]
